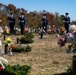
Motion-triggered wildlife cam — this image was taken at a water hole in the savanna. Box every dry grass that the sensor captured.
[1,34,73,75]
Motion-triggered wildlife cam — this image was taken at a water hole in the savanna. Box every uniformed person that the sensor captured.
[18,13,26,34]
[8,13,15,33]
[63,13,70,33]
[42,13,48,33]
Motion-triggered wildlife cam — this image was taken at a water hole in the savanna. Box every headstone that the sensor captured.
[17,38,19,44]
[0,40,2,55]
[40,28,45,39]
[40,31,44,39]
[0,40,2,47]
[9,48,12,56]
[73,54,76,75]
[5,44,8,54]
[0,27,3,33]
[4,35,6,40]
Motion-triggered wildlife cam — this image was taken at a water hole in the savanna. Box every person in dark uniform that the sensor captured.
[8,13,15,33]
[63,13,70,33]
[42,13,48,33]
[18,13,26,34]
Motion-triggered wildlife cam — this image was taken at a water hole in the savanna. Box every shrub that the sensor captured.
[48,31,55,34]
[24,32,34,38]
[67,65,72,75]
[14,30,21,35]
[25,45,31,52]
[0,64,31,75]
[3,32,13,35]
[10,45,31,52]
[20,33,34,44]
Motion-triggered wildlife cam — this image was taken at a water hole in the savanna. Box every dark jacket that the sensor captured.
[63,16,70,25]
[42,17,48,26]
[18,17,26,26]
[8,17,15,25]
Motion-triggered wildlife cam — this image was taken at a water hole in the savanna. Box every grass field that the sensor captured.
[1,34,73,75]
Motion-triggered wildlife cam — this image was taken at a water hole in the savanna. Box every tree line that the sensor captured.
[0,3,76,28]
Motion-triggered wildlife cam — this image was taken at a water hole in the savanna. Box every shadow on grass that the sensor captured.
[54,72,72,75]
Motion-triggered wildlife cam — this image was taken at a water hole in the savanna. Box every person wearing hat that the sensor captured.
[42,13,48,33]
[18,13,26,34]
[8,13,15,33]
[63,13,70,33]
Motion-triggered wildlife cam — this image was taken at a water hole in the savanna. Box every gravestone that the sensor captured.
[5,44,8,54]
[0,40,2,55]
[73,54,76,75]
[3,35,6,40]
[17,38,19,44]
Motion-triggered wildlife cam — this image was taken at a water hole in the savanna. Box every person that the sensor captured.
[8,13,15,33]
[18,13,26,34]
[42,13,48,33]
[63,13,70,33]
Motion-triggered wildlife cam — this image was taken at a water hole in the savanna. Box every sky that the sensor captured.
[0,0,76,21]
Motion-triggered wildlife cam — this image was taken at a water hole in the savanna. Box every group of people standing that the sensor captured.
[8,12,70,35]
[8,12,26,34]
[42,12,70,34]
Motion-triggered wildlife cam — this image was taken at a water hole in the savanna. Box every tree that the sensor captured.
[54,12,64,28]
[71,20,76,25]
[0,3,75,29]
[47,12,54,25]
[7,4,16,13]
